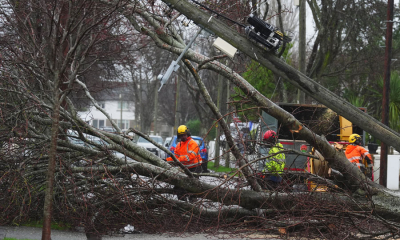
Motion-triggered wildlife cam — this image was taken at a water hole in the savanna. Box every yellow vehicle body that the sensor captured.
[307,149,330,192]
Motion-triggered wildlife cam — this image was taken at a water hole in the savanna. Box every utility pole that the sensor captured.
[174,75,180,133]
[297,0,306,104]
[214,71,223,168]
[119,94,123,129]
[139,68,144,132]
[154,79,159,135]
[380,0,394,187]
[224,78,231,168]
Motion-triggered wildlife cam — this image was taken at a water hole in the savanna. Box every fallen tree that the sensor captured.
[1,0,400,239]
[161,0,400,153]
[121,0,390,192]
[118,0,400,235]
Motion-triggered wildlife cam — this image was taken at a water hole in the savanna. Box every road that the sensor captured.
[0,226,278,240]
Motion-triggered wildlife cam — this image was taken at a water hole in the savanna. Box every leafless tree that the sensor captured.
[0,0,129,239]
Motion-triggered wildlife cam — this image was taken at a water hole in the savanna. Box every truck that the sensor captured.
[256,103,366,190]
[219,121,259,154]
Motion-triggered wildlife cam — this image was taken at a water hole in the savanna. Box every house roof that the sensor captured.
[92,82,133,101]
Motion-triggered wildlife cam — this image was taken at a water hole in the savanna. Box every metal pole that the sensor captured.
[139,68,144,132]
[120,94,123,130]
[154,80,159,135]
[176,27,203,63]
[379,0,394,187]
[297,0,306,104]
[158,27,203,91]
[225,70,231,168]
[174,76,180,133]
[214,71,223,168]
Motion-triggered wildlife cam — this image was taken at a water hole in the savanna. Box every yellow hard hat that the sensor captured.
[177,125,189,136]
[349,134,361,144]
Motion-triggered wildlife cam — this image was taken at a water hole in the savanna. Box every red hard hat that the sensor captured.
[263,130,277,141]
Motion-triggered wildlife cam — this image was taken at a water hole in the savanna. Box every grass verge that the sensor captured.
[207,161,236,173]
[19,220,71,231]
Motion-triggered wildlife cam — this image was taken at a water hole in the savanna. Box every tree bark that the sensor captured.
[42,81,61,240]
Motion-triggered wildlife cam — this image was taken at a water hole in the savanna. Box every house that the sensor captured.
[76,81,174,138]
[78,85,135,132]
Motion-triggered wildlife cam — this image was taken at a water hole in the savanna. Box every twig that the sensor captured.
[75,79,121,133]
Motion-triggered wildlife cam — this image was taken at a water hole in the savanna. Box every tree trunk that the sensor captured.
[42,85,61,240]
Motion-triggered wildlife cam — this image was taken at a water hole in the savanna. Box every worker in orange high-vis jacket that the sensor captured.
[166,125,202,173]
[167,125,201,201]
[345,134,373,180]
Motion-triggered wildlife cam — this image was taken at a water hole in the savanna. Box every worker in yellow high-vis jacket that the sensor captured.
[262,130,285,189]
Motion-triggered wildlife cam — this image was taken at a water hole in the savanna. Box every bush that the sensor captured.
[185,119,201,136]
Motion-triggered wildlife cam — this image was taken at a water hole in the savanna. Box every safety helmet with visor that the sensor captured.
[177,125,190,139]
[349,134,362,145]
[263,130,277,145]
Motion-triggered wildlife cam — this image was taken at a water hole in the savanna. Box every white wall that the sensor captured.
[78,100,135,126]
[373,154,400,190]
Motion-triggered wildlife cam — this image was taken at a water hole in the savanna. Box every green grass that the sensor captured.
[207,161,236,173]
[19,220,71,231]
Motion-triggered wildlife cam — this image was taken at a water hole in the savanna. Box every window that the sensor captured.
[118,101,128,110]
[92,119,105,128]
[151,136,163,144]
[194,139,203,146]
[99,120,105,128]
[138,136,162,144]
[116,120,129,129]
[137,137,150,143]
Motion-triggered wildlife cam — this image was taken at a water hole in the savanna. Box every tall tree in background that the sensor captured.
[307,0,400,121]
[368,71,400,132]
[0,0,127,239]
[306,1,399,97]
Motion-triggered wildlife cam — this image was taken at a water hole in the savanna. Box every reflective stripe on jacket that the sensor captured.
[263,143,285,175]
[166,137,202,168]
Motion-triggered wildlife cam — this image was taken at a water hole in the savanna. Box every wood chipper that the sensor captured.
[256,103,366,191]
